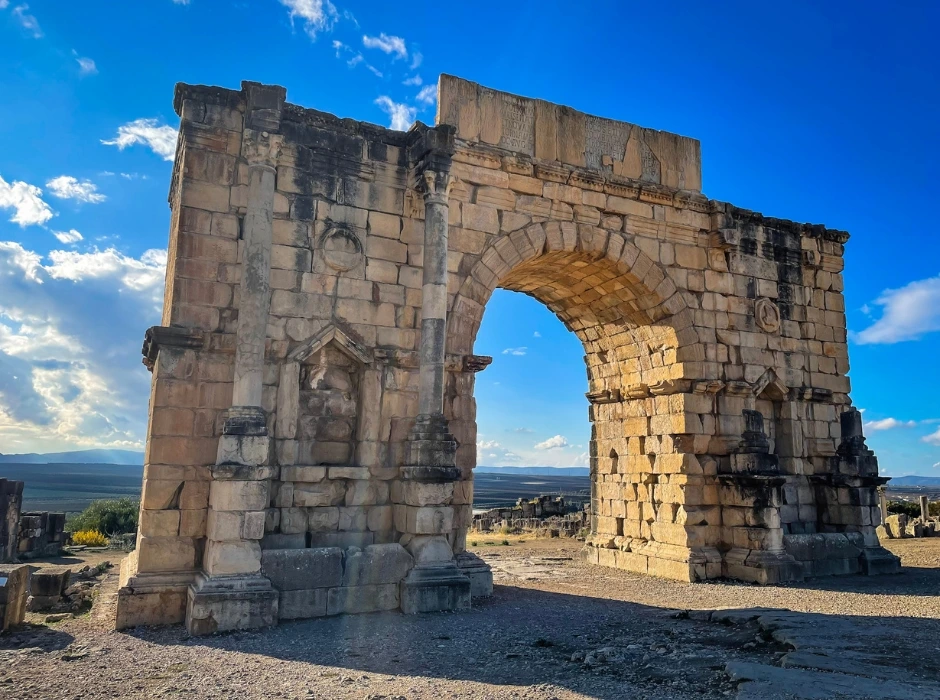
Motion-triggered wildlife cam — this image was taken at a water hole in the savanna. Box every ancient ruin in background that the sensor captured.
[115,75,899,634]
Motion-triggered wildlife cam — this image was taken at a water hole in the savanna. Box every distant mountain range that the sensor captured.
[0,449,144,465]
[476,466,589,476]
[886,476,940,487]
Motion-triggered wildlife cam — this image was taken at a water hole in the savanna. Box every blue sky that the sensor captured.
[0,1,938,474]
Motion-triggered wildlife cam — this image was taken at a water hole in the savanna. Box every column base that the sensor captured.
[399,565,471,614]
[186,573,278,636]
[455,551,493,598]
[860,546,901,575]
[115,553,196,630]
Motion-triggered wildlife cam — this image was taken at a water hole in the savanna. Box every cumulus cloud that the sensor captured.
[864,417,917,432]
[403,75,422,86]
[476,439,521,465]
[51,229,83,245]
[924,428,940,446]
[10,4,42,38]
[533,331,541,338]
[280,0,338,40]
[534,435,568,450]
[46,176,106,204]
[75,56,97,76]
[501,347,527,356]
[416,82,437,107]
[362,33,407,60]
[101,118,178,161]
[0,175,53,227]
[374,96,416,131]
[410,52,423,70]
[854,275,940,344]
[0,240,166,451]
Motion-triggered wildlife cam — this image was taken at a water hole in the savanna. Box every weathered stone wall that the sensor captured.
[17,511,66,560]
[116,75,897,632]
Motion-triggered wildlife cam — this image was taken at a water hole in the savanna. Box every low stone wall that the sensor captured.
[18,511,66,559]
[186,543,417,633]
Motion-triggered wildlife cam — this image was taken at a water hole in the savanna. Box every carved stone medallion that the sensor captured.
[755,298,781,333]
[320,227,362,272]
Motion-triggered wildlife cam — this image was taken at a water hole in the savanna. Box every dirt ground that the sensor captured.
[2,537,939,699]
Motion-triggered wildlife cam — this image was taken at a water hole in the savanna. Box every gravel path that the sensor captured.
[2,538,938,699]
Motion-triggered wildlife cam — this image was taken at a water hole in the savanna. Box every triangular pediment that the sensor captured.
[287,323,372,365]
[753,369,789,401]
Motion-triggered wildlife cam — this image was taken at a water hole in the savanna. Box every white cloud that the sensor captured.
[502,346,527,356]
[172,0,190,4]
[374,96,417,131]
[0,175,53,227]
[46,175,106,204]
[934,462,940,469]
[101,118,178,161]
[0,241,166,450]
[403,75,422,86]
[533,331,541,338]
[854,275,940,344]
[416,82,437,107]
[362,33,407,60]
[75,56,97,76]
[477,439,521,465]
[52,229,83,244]
[280,0,338,40]
[11,4,42,38]
[410,52,423,70]
[366,65,383,78]
[924,428,940,446]
[0,1,9,9]
[513,427,534,433]
[535,435,568,450]
[348,54,363,68]
[864,417,917,432]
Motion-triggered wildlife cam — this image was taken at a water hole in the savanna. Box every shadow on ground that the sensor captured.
[123,581,940,700]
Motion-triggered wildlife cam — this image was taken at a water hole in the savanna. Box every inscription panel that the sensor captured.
[497,93,535,155]
[585,116,633,170]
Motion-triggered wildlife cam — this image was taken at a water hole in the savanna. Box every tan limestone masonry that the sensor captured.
[115,75,898,632]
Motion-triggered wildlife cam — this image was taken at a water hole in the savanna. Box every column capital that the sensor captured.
[419,169,455,205]
[242,129,282,169]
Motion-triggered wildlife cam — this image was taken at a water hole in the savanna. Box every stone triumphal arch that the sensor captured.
[115,76,899,634]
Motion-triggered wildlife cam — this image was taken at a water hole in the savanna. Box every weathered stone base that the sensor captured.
[400,566,471,614]
[455,551,493,598]
[861,546,901,575]
[723,548,804,584]
[115,555,193,630]
[186,574,278,636]
[0,565,29,632]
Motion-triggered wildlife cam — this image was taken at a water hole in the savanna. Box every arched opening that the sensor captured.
[446,222,713,581]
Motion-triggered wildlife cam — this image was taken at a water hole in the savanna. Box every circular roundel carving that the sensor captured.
[320,227,362,272]
[755,298,781,333]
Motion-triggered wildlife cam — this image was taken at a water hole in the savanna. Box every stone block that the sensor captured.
[203,540,262,576]
[293,481,345,507]
[327,583,399,615]
[345,480,389,506]
[394,505,454,535]
[139,509,181,537]
[281,466,326,482]
[261,547,343,591]
[279,588,328,619]
[210,480,270,512]
[260,533,306,550]
[342,544,414,586]
[136,536,196,573]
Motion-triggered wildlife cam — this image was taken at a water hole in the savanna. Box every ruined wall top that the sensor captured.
[436,75,702,192]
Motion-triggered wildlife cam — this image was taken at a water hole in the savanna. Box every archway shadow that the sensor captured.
[130,581,940,699]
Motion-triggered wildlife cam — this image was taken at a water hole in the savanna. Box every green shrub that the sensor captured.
[66,498,139,536]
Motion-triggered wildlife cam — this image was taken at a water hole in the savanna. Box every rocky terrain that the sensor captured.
[1,538,938,699]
